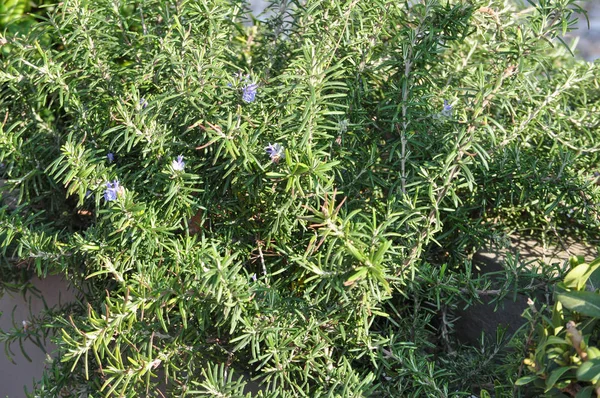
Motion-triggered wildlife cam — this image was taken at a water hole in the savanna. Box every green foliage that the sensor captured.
[516,256,600,397]
[0,0,599,396]
[0,0,29,26]
[0,0,57,49]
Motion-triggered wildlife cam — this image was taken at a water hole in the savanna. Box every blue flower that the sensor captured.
[265,143,285,162]
[107,152,114,163]
[139,98,148,109]
[172,155,185,171]
[442,100,453,117]
[103,180,121,202]
[242,83,258,103]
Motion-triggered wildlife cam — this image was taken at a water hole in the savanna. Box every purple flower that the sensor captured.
[107,152,114,163]
[251,273,257,282]
[172,155,185,171]
[242,83,258,103]
[139,98,148,109]
[265,143,285,162]
[442,100,453,117]
[103,180,121,202]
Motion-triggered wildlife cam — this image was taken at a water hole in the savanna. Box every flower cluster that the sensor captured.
[242,82,258,103]
[103,180,122,202]
[172,155,185,171]
[441,99,453,117]
[265,143,285,162]
[230,73,259,103]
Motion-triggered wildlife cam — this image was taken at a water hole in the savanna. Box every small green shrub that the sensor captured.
[0,0,599,396]
[517,255,600,397]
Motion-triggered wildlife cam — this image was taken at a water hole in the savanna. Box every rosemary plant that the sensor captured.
[0,0,599,396]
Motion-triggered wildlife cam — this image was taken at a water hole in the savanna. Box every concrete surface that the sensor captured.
[455,235,598,346]
[0,276,76,398]
[573,1,600,61]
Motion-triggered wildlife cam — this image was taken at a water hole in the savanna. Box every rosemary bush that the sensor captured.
[0,0,599,396]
